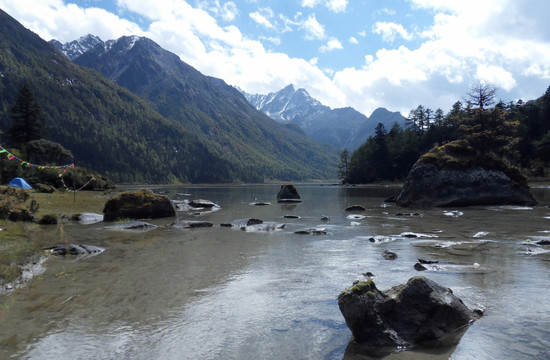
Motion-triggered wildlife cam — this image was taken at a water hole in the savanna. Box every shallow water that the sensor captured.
[1,184,550,359]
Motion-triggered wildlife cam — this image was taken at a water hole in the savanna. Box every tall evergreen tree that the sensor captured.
[7,84,47,147]
[337,149,350,184]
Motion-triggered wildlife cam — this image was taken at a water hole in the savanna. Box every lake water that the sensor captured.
[1,184,550,359]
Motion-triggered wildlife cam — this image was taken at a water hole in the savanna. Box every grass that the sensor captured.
[0,190,114,285]
[418,140,528,186]
[30,190,113,218]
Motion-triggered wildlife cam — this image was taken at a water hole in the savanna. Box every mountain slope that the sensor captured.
[53,35,338,181]
[346,108,407,150]
[0,9,232,183]
[243,85,406,150]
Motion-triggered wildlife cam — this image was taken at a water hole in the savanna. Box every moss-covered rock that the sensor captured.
[396,141,537,208]
[0,186,35,222]
[103,189,175,221]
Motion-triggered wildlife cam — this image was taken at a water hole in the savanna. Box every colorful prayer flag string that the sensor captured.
[0,144,95,192]
[0,145,74,170]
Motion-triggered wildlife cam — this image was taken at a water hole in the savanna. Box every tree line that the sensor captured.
[338,84,550,184]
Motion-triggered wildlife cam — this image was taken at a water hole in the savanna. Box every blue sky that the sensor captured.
[2,0,550,117]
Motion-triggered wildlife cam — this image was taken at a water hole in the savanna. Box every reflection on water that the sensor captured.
[1,184,550,359]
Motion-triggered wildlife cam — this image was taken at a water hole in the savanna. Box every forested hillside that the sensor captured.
[0,10,337,184]
[339,84,550,184]
[0,9,231,184]
[60,35,338,182]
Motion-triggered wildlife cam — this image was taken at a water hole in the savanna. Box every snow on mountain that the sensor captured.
[241,85,406,150]
[50,34,141,60]
[50,34,103,60]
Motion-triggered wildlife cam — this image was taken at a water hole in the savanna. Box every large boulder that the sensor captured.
[276,184,302,203]
[338,276,482,347]
[396,141,537,208]
[103,189,175,221]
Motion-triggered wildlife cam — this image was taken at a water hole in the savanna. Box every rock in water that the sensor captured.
[345,205,366,211]
[44,244,105,256]
[338,276,482,347]
[277,184,302,203]
[103,189,175,221]
[396,140,537,208]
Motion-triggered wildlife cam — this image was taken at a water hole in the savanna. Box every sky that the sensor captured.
[2,0,550,117]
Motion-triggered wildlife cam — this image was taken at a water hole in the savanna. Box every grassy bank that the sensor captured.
[0,190,113,286]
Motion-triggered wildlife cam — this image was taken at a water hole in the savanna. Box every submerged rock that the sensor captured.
[220,218,263,227]
[103,189,175,221]
[171,221,214,229]
[44,244,105,257]
[241,222,286,232]
[294,228,327,235]
[189,199,218,208]
[382,250,398,260]
[70,212,104,224]
[338,276,482,347]
[277,184,302,203]
[396,140,537,208]
[104,221,158,231]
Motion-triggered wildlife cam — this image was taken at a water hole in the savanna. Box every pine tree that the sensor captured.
[337,149,350,184]
[7,84,47,148]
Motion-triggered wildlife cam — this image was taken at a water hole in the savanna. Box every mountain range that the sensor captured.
[54,33,406,152]
[0,9,338,184]
[50,33,338,182]
[242,85,406,150]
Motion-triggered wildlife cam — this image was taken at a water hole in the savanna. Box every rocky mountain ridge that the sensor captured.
[241,85,406,150]
[50,33,338,181]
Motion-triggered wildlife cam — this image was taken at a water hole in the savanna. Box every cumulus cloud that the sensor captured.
[0,0,144,42]
[302,14,325,40]
[372,21,413,42]
[320,38,343,52]
[2,0,549,118]
[220,2,239,22]
[326,0,348,13]
[348,36,358,44]
[249,11,273,29]
[301,0,347,13]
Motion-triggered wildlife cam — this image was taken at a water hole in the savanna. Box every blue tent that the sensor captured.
[9,177,32,189]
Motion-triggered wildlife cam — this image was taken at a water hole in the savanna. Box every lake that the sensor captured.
[1,184,550,359]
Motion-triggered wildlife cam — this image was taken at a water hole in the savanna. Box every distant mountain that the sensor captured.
[346,107,407,150]
[242,85,406,150]
[50,34,104,61]
[0,9,232,184]
[52,35,338,181]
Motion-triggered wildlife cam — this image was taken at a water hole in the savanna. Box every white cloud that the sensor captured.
[0,0,144,42]
[220,2,239,22]
[320,38,343,52]
[326,0,348,13]
[249,11,273,29]
[476,64,516,91]
[301,0,347,13]
[348,36,358,44]
[2,0,550,118]
[302,14,325,40]
[372,22,413,42]
[379,8,396,16]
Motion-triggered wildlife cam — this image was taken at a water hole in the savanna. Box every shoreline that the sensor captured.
[1,179,548,296]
